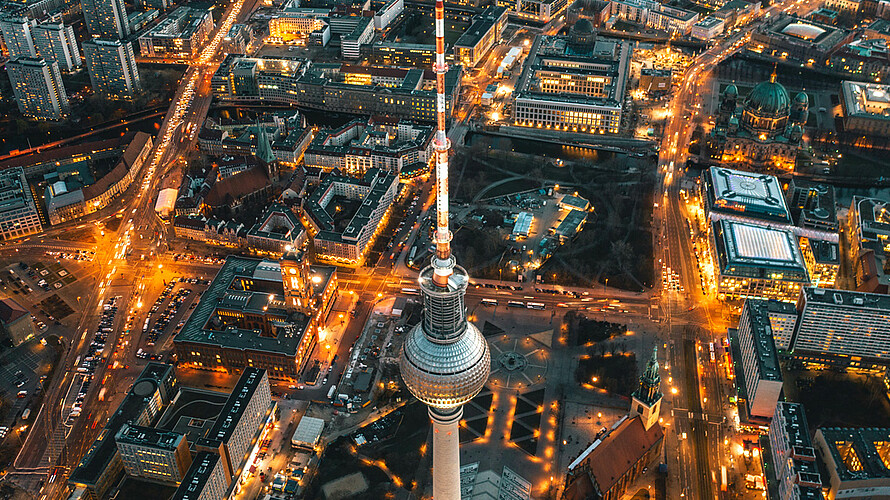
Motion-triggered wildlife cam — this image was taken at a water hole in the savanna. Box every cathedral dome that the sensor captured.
[746,76,791,118]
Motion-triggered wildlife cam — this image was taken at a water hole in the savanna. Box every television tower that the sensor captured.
[399,0,491,497]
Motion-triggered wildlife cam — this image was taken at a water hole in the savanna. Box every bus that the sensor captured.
[481,298,498,306]
[526,302,545,310]
[401,288,420,296]
[507,301,525,308]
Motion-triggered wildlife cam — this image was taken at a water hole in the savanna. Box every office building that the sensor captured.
[174,255,337,380]
[826,38,890,84]
[0,16,36,58]
[800,238,839,288]
[790,287,890,367]
[194,368,272,480]
[33,22,81,71]
[0,167,42,241]
[115,425,193,484]
[701,166,793,224]
[734,299,784,419]
[82,38,141,99]
[82,0,130,38]
[707,72,807,170]
[840,80,890,136]
[303,168,398,264]
[363,42,447,68]
[814,427,890,500]
[171,452,228,500]
[0,298,36,346]
[750,14,851,65]
[6,56,69,120]
[69,363,177,500]
[692,16,725,40]
[138,6,214,58]
[340,16,373,59]
[846,196,890,293]
[769,403,824,500]
[220,24,253,55]
[506,0,569,23]
[512,29,630,134]
[453,5,508,67]
[709,219,809,302]
[785,179,838,233]
[374,0,403,29]
[212,57,461,123]
[303,118,433,178]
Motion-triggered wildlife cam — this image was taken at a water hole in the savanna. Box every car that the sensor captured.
[17,390,27,398]
[16,379,27,388]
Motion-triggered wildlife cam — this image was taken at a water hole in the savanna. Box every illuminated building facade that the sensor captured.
[268,13,327,41]
[82,38,141,99]
[840,80,890,136]
[769,403,823,500]
[734,299,784,419]
[826,39,890,84]
[800,238,839,288]
[707,73,807,170]
[453,5,508,67]
[846,196,890,293]
[138,6,214,59]
[814,427,890,499]
[790,287,890,367]
[508,0,568,23]
[115,425,193,484]
[363,42,449,69]
[0,16,36,58]
[174,256,336,380]
[513,30,630,134]
[6,56,69,120]
[212,57,460,123]
[710,219,809,302]
[303,118,433,177]
[82,0,130,38]
[33,22,82,71]
[303,168,398,264]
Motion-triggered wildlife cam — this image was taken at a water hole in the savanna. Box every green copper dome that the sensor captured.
[745,74,790,118]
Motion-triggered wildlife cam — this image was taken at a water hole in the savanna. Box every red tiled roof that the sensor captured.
[204,166,270,208]
[566,416,664,496]
[0,298,29,324]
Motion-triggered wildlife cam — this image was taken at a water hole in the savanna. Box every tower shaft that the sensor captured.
[430,407,462,500]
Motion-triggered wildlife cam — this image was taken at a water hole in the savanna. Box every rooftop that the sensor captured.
[713,219,808,278]
[246,203,304,243]
[304,168,397,244]
[115,424,185,450]
[841,80,890,122]
[773,402,823,499]
[69,363,174,487]
[174,256,334,357]
[198,368,267,447]
[740,299,784,381]
[705,167,792,223]
[817,426,890,481]
[0,297,29,324]
[171,451,221,500]
[802,286,890,311]
[0,167,37,218]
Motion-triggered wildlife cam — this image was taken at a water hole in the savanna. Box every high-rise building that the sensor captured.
[630,347,663,430]
[790,287,890,368]
[769,403,823,500]
[171,452,229,500]
[399,0,491,497]
[82,38,141,99]
[6,56,69,120]
[0,167,43,241]
[33,22,81,71]
[0,16,36,58]
[734,299,784,419]
[115,424,193,484]
[82,0,130,38]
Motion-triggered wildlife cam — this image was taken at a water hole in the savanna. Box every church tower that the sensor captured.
[280,251,312,315]
[256,123,279,182]
[631,346,663,431]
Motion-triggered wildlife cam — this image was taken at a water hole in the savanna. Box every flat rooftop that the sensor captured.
[842,80,890,122]
[156,387,230,444]
[199,368,267,446]
[740,300,784,381]
[171,451,221,500]
[802,286,890,311]
[705,167,792,223]
[817,427,890,481]
[713,219,808,279]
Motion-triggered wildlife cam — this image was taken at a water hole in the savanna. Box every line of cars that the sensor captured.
[45,250,95,262]
[145,283,191,346]
[69,297,119,425]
